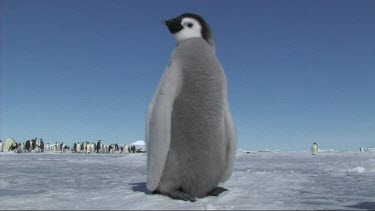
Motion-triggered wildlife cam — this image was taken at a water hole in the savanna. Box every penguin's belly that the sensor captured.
[160,75,226,197]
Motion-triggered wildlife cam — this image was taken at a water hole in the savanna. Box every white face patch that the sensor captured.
[173,17,202,43]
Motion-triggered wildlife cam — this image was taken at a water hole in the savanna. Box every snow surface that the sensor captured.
[1,151,375,210]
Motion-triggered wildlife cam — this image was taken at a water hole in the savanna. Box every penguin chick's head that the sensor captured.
[163,13,214,47]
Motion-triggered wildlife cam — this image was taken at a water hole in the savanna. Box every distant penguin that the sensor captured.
[100,144,104,153]
[31,139,37,150]
[24,140,31,152]
[109,144,114,153]
[311,143,318,155]
[15,143,23,153]
[76,143,81,153]
[86,143,90,154]
[124,145,130,154]
[87,143,93,154]
[96,140,101,153]
[90,143,95,153]
[146,13,236,201]
[55,142,59,152]
[0,140,3,152]
[40,139,44,152]
[73,143,77,153]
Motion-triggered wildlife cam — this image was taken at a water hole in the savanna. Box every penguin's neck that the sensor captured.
[176,37,216,53]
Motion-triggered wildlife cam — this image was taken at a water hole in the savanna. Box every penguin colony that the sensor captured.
[0,138,143,154]
[146,13,237,202]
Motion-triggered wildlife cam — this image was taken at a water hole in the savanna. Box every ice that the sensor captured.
[346,167,365,173]
[1,152,375,210]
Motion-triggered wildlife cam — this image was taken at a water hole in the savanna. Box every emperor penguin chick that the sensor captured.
[146,13,236,202]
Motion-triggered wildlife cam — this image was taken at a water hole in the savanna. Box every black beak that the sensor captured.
[162,17,183,34]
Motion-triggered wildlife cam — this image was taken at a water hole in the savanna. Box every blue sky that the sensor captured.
[1,0,374,151]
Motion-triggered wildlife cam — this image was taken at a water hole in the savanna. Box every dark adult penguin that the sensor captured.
[111,144,115,153]
[96,140,101,153]
[115,144,119,151]
[31,139,37,150]
[40,139,44,152]
[132,145,136,153]
[146,13,237,201]
[0,140,2,152]
[25,140,31,152]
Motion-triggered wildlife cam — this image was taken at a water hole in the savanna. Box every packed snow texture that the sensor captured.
[1,152,375,210]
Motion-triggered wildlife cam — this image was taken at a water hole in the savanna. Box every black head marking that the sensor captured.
[179,13,212,43]
[163,13,213,45]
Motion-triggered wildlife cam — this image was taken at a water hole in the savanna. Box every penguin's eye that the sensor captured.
[183,22,193,28]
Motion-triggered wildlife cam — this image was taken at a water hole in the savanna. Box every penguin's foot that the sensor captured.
[208,187,228,196]
[167,190,196,202]
[152,189,196,202]
[152,189,161,194]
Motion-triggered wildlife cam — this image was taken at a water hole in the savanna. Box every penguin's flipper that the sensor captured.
[208,187,228,196]
[146,60,183,192]
[221,98,237,182]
